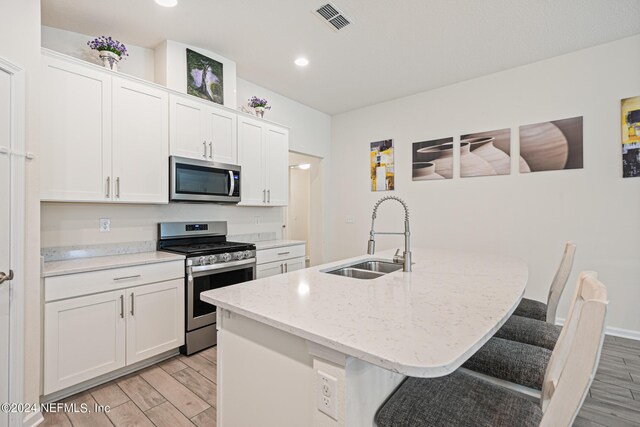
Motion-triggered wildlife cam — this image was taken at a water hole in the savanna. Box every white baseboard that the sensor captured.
[23,410,44,427]
[556,318,640,341]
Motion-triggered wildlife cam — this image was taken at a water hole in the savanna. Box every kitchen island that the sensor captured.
[201,247,527,427]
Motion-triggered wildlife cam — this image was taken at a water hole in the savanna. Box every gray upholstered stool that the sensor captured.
[494,315,561,350]
[462,337,552,390]
[375,371,542,427]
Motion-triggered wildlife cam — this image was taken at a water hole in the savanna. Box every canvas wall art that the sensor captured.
[621,96,640,178]
[370,139,394,191]
[460,128,511,177]
[519,116,583,173]
[411,137,452,181]
[186,48,224,105]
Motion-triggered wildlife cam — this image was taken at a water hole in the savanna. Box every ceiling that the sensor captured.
[41,0,640,115]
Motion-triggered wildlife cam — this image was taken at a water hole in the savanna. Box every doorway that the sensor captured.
[286,152,323,267]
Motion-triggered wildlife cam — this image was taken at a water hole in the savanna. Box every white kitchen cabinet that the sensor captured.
[256,257,306,279]
[126,279,184,365]
[44,291,126,394]
[112,78,169,203]
[40,52,169,204]
[285,257,306,272]
[41,54,112,202]
[255,243,306,279]
[237,116,289,206]
[169,93,237,164]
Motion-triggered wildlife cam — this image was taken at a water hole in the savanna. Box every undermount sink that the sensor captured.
[323,259,403,280]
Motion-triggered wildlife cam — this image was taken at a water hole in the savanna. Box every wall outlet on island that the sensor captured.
[317,370,338,420]
[99,218,111,232]
[346,216,355,224]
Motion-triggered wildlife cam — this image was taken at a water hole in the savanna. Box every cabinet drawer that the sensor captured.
[256,244,305,265]
[45,260,185,302]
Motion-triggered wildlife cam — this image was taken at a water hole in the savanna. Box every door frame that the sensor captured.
[0,56,25,427]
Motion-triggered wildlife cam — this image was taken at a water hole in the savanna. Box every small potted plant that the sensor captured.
[87,36,129,71]
[248,96,271,118]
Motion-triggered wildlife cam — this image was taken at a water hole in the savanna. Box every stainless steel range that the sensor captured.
[158,221,256,355]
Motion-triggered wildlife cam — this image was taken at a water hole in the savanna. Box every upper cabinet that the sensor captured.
[41,54,169,204]
[238,116,289,206]
[169,94,237,164]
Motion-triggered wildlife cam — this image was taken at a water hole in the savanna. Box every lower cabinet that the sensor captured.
[44,278,184,395]
[256,256,306,279]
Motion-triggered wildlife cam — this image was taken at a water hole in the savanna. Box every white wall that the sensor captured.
[0,0,41,413]
[329,35,640,334]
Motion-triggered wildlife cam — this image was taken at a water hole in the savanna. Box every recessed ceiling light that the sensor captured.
[155,0,178,7]
[294,57,309,67]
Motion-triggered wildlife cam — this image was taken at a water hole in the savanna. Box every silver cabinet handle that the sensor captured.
[113,274,141,281]
[277,251,290,256]
[130,293,135,316]
[280,263,284,274]
[209,141,213,159]
[263,189,266,203]
[116,177,120,198]
[203,141,207,158]
[106,177,111,198]
[0,270,14,285]
[267,189,271,203]
[285,263,288,273]
[120,295,124,319]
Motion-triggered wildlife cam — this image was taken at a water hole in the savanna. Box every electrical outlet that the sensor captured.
[99,218,111,232]
[317,371,338,420]
[346,216,355,224]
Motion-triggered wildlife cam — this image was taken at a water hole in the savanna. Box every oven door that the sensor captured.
[170,156,241,203]
[187,258,256,331]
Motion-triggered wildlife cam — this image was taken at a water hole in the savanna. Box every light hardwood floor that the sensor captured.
[42,336,640,426]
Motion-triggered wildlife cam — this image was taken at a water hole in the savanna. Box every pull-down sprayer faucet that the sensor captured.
[367,196,412,272]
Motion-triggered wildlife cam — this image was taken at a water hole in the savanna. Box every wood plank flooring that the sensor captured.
[42,336,640,426]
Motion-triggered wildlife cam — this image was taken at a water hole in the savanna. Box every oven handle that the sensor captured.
[228,170,235,196]
[190,258,256,274]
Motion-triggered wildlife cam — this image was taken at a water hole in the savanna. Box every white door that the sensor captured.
[112,78,168,204]
[40,56,112,202]
[169,94,209,161]
[265,126,289,206]
[208,107,237,164]
[126,279,184,365]
[43,291,126,394]
[237,117,266,205]
[0,67,12,427]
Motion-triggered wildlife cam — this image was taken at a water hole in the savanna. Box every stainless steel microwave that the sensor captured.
[170,156,241,203]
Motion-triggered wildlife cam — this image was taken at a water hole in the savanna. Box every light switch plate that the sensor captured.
[99,218,111,232]
[346,216,355,224]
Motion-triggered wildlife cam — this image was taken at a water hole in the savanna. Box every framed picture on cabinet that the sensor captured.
[186,48,224,105]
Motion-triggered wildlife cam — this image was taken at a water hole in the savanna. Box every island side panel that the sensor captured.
[216,309,315,427]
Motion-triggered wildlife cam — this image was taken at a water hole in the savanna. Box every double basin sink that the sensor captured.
[323,259,403,280]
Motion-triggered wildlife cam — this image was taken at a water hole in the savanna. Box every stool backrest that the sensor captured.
[546,241,577,323]
[539,272,608,427]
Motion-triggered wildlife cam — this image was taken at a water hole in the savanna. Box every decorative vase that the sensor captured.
[98,50,120,71]
[254,107,265,118]
[412,162,444,181]
[465,137,510,175]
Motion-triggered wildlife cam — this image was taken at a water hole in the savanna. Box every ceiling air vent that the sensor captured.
[314,3,352,31]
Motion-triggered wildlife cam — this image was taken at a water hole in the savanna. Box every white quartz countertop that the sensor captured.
[253,240,306,250]
[42,251,186,277]
[201,247,527,378]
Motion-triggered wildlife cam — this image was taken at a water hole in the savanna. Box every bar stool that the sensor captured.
[375,273,607,427]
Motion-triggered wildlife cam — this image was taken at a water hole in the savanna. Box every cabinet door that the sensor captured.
[285,257,306,273]
[237,117,265,206]
[44,291,126,394]
[169,94,209,161]
[126,279,185,365]
[256,261,285,279]
[41,56,112,202]
[265,125,289,206]
[112,78,169,203]
[207,107,237,164]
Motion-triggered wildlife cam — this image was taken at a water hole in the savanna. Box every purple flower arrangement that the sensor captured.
[248,96,271,110]
[87,36,129,59]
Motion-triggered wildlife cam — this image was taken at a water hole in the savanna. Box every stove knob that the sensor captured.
[243,250,253,259]
[198,256,206,266]
[220,253,232,262]
[208,255,217,264]
[234,252,244,260]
